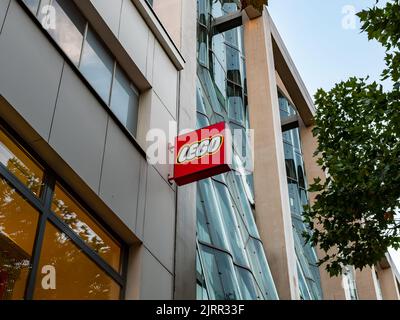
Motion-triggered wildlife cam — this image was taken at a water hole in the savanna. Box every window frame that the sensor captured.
[0,120,128,300]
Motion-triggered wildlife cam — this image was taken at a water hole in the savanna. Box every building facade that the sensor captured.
[0,0,399,300]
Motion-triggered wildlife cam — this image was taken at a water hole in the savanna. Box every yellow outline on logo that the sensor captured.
[177,135,224,164]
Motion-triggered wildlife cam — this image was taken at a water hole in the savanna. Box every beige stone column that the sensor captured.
[356,267,379,300]
[300,124,346,300]
[376,266,400,300]
[243,11,299,300]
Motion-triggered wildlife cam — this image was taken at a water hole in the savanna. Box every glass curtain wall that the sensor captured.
[278,92,323,300]
[196,0,278,300]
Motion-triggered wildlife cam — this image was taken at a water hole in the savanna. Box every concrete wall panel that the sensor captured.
[140,247,173,300]
[152,42,178,119]
[99,119,143,233]
[143,165,176,274]
[119,0,149,75]
[90,0,122,35]
[0,0,63,140]
[0,0,10,33]
[49,65,108,192]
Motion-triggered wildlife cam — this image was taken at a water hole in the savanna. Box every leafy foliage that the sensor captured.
[358,0,400,82]
[303,0,400,277]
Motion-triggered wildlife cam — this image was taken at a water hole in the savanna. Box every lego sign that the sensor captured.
[170,122,232,186]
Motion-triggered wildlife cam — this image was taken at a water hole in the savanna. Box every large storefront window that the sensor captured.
[0,126,125,300]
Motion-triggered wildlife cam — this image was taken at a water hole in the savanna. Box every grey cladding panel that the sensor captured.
[0,0,64,140]
[99,119,142,233]
[140,247,173,300]
[143,166,176,274]
[0,0,10,33]
[49,65,108,192]
[90,0,122,35]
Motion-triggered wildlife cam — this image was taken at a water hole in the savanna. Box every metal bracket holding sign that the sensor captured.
[168,122,233,186]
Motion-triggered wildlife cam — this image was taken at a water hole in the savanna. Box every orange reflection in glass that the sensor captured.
[51,184,121,272]
[0,128,44,196]
[0,178,39,300]
[34,223,121,300]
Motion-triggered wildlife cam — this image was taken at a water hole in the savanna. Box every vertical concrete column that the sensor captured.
[153,0,198,299]
[300,124,346,300]
[377,267,400,300]
[356,267,379,300]
[243,11,299,300]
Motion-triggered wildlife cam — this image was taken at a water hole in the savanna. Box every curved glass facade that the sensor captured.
[279,92,323,300]
[195,0,278,300]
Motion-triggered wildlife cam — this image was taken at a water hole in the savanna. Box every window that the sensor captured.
[79,28,114,103]
[33,223,120,300]
[198,244,241,300]
[48,0,86,65]
[0,129,44,196]
[52,184,122,272]
[110,66,139,136]
[0,179,39,300]
[22,0,140,138]
[0,126,125,300]
[227,81,244,124]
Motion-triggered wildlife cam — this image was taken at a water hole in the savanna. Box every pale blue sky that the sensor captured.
[267,0,391,97]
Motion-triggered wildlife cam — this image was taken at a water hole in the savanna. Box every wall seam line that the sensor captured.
[143,244,174,277]
[97,116,110,195]
[0,0,11,35]
[47,60,66,143]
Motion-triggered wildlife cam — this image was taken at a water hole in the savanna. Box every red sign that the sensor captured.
[171,122,232,186]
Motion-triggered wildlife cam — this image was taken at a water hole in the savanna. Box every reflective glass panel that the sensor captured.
[48,0,86,65]
[226,46,241,85]
[246,238,278,300]
[197,179,229,251]
[199,244,240,300]
[80,28,114,103]
[231,174,259,238]
[0,178,39,300]
[227,81,244,123]
[51,184,121,272]
[0,128,44,196]
[110,65,139,136]
[236,267,261,300]
[33,223,120,300]
[213,180,249,267]
[196,190,212,244]
[198,25,209,67]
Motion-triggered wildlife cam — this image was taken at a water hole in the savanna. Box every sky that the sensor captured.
[267,0,391,97]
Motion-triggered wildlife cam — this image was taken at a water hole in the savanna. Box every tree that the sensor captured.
[303,0,400,277]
